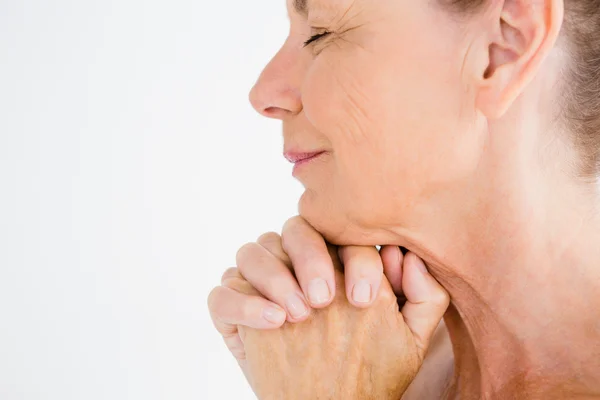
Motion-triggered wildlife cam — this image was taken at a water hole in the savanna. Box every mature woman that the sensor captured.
[208,0,600,398]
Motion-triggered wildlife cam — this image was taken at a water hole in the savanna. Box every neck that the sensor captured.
[400,128,600,398]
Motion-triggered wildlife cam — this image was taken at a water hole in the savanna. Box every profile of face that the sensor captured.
[249,0,561,245]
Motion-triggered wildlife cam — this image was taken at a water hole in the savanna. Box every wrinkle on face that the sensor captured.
[285,0,479,247]
[324,61,376,146]
[335,25,374,54]
[307,0,357,27]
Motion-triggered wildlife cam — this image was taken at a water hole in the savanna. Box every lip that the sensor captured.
[284,150,327,176]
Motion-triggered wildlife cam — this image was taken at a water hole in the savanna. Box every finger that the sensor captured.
[221,267,244,285]
[207,286,287,334]
[256,232,292,268]
[281,216,336,308]
[223,331,246,361]
[209,279,251,361]
[236,242,311,322]
[220,267,261,297]
[380,246,404,297]
[338,246,383,308]
[400,252,450,360]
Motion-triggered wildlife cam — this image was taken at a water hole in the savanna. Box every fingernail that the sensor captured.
[285,293,309,319]
[308,278,331,305]
[414,256,428,274]
[263,305,286,324]
[352,280,372,304]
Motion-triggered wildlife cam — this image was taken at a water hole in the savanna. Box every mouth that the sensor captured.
[283,151,327,175]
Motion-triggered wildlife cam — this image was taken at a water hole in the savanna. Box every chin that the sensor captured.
[298,189,392,247]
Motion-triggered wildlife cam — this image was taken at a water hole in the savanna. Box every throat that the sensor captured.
[437,254,600,399]
[390,128,600,399]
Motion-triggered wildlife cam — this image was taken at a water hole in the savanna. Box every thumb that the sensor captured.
[400,252,450,360]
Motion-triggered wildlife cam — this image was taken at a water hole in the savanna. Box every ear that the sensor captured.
[475,0,564,119]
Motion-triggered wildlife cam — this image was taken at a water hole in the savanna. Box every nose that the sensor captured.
[249,44,304,120]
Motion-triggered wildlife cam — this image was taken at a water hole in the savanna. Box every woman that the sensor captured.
[209,0,600,398]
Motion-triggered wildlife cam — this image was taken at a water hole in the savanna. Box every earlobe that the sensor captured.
[475,0,564,119]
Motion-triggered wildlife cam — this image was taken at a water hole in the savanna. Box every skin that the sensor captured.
[228,240,448,399]
[208,220,451,398]
[210,0,600,398]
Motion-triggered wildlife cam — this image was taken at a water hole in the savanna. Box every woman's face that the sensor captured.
[250,0,485,244]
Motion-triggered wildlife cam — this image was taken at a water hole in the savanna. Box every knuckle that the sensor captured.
[224,336,247,360]
[225,276,250,292]
[286,215,305,227]
[281,219,309,254]
[282,215,305,236]
[378,288,396,303]
[221,267,241,284]
[230,348,246,360]
[256,231,281,247]
[235,242,259,267]
[223,274,260,297]
[207,286,226,315]
[433,288,451,307]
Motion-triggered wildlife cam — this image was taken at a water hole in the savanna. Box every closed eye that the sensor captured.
[303,31,331,47]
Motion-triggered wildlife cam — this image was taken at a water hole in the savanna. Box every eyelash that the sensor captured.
[303,31,331,47]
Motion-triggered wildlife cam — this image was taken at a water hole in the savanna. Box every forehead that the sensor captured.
[289,0,355,18]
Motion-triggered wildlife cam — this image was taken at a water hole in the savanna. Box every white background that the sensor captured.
[0,1,301,399]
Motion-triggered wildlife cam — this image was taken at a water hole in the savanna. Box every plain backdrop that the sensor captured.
[0,1,301,399]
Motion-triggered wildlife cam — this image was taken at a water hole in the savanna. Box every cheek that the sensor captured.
[303,44,387,147]
[300,46,431,227]
[300,17,481,231]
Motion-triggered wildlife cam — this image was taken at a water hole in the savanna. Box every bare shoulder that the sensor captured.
[401,321,455,400]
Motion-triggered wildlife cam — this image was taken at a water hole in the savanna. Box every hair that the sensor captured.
[445,0,600,178]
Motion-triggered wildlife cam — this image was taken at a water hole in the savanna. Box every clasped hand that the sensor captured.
[208,216,449,400]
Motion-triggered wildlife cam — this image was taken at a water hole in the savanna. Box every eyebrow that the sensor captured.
[294,0,308,16]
